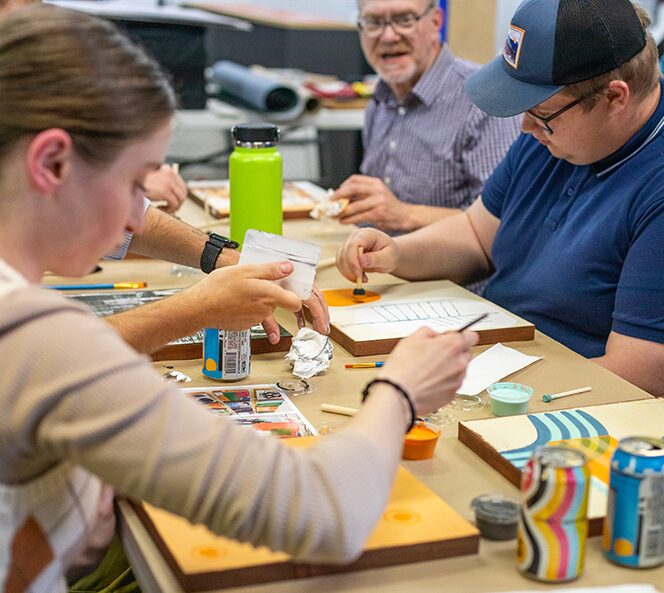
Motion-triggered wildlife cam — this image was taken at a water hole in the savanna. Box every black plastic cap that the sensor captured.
[232,122,279,143]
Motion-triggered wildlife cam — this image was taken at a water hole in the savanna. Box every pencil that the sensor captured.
[46,282,147,291]
[542,386,592,403]
[457,312,489,332]
[344,362,385,368]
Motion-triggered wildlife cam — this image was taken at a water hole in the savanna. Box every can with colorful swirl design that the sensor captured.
[517,445,590,582]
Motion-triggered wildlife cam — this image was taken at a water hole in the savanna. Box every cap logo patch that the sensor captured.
[503,24,525,69]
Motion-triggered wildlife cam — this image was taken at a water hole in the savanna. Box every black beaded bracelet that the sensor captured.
[361,378,416,433]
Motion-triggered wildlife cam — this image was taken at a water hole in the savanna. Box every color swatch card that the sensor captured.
[182,384,317,438]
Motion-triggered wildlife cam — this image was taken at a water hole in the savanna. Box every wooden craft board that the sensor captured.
[188,180,329,220]
[134,437,479,592]
[317,281,535,356]
[68,289,291,360]
[458,398,662,536]
[320,97,370,110]
[184,2,356,30]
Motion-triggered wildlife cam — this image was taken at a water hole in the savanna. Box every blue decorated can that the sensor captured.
[517,445,590,582]
[202,328,250,381]
[603,436,664,568]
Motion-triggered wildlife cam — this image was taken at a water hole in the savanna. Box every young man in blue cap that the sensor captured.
[337,0,664,397]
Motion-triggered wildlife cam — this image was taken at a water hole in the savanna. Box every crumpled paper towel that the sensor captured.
[309,190,349,220]
[285,327,333,379]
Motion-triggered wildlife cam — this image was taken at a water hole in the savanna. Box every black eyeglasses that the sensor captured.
[357,2,435,38]
[525,91,598,134]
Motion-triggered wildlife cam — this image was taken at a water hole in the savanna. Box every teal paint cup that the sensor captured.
[487,382,534,416]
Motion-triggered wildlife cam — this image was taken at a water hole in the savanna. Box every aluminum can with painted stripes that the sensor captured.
[517,445,590,582]
[603,436,664,568]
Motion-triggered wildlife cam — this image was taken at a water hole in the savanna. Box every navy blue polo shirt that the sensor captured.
[483,82,664,358]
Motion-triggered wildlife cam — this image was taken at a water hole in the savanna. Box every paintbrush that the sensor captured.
[457,312,489,332]
[353,246,366,296]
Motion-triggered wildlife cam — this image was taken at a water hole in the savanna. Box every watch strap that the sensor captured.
[200,233,238,273]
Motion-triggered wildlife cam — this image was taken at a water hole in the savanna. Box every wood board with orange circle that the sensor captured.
[311,281,536,357]
[135,436,479,591]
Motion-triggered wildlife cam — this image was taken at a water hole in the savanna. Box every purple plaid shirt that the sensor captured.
[362,45,521,213]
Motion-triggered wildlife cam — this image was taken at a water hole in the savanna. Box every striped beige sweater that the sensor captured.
[0,262,390,592]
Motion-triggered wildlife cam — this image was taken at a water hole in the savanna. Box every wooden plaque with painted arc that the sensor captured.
[310,280,534,356]
[458,398,661,536]
[132,437,479,592]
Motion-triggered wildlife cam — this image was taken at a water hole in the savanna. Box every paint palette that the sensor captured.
[133,437,479,591]
[458,398,663,535]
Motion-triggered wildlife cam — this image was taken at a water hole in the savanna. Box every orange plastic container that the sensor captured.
[402,421,441,460]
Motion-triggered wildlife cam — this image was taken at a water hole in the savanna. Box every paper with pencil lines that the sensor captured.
[330,297,516,341]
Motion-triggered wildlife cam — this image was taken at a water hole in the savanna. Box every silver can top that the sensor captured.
[619,437,664,457]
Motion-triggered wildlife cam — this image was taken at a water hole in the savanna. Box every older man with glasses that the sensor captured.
[330,0,520,290]
[337,0,664,397]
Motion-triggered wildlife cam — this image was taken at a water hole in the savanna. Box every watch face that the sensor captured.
[208,233,238,249]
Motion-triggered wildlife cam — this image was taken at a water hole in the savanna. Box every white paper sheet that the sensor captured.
[456,343,542,396]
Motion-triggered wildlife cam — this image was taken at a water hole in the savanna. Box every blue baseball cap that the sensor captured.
[465,0,647,117]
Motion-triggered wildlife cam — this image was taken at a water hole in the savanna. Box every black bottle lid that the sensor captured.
[232,123,279,145]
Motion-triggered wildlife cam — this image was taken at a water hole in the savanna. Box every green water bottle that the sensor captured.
[229,123,282,247]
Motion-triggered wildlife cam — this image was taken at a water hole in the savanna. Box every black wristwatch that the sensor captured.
[200,233,239,273]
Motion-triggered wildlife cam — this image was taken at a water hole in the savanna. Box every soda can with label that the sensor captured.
[603,436,664,568]
[202,328,250,381]
[517,445,590,582]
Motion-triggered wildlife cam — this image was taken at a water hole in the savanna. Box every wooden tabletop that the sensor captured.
[54,201,661,591]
